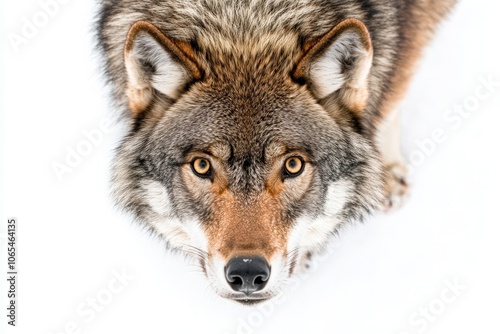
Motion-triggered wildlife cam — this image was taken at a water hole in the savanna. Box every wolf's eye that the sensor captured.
[283,157,304,178]
[191,158,212,178]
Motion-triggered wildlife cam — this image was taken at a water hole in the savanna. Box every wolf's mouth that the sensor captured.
[232,297,269,306]
[225,292,273,305]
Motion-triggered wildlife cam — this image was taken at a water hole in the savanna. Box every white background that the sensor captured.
[1,1,499,333]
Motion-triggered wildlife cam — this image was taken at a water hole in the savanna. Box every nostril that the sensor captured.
[228,275,243,286]
[225,256,271,294]
[254,275,265,286]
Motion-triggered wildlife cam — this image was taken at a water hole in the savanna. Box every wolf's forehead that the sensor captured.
[193,140,288,165]
[164,93,336,164]
[199,36,300,82]
[174,101,303,151]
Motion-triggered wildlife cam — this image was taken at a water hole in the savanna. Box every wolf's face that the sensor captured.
[112,19,384,303]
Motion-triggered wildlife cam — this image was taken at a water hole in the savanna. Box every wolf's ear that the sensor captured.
[292,19,373,115]
[124,21,203,115]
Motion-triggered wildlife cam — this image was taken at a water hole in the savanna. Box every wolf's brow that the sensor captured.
[207,143,232,161]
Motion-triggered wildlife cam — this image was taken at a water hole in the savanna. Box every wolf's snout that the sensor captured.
[224,256,270,294]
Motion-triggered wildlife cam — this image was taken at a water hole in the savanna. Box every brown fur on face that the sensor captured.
[180,147,314,263]
[206,191,287,260]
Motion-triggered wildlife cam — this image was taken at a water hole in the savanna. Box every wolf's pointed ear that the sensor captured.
[124,21,203,115]
[292,19,373,115]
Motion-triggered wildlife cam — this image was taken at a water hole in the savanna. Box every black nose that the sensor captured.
[225,256,270,294]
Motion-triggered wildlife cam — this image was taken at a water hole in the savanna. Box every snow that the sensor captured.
[1,1,499,333]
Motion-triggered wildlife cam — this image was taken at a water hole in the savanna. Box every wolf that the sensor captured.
[96,0,456,304]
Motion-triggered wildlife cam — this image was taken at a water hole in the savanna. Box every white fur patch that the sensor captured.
[140,180,208,253]
[143,179,172,215]
[288,179,353,253]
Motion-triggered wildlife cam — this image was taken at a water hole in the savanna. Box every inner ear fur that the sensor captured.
[124,21,203,116]
[292,19,373,117]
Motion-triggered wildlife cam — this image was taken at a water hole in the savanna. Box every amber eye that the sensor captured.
[283,157,304,178]
[191,158,212,178]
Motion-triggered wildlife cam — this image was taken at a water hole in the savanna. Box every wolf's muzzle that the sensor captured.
[224,256,270,294]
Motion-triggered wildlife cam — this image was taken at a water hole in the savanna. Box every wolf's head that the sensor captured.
[112,19,384,304]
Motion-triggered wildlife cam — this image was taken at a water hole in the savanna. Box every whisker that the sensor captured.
[285,246,302,266]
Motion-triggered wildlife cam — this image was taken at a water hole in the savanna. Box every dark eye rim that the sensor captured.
[190,157,213,179]
[282,156,305,179]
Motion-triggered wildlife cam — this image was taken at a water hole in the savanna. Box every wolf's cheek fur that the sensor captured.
[287,179,354,271]
[139,179,208,253]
